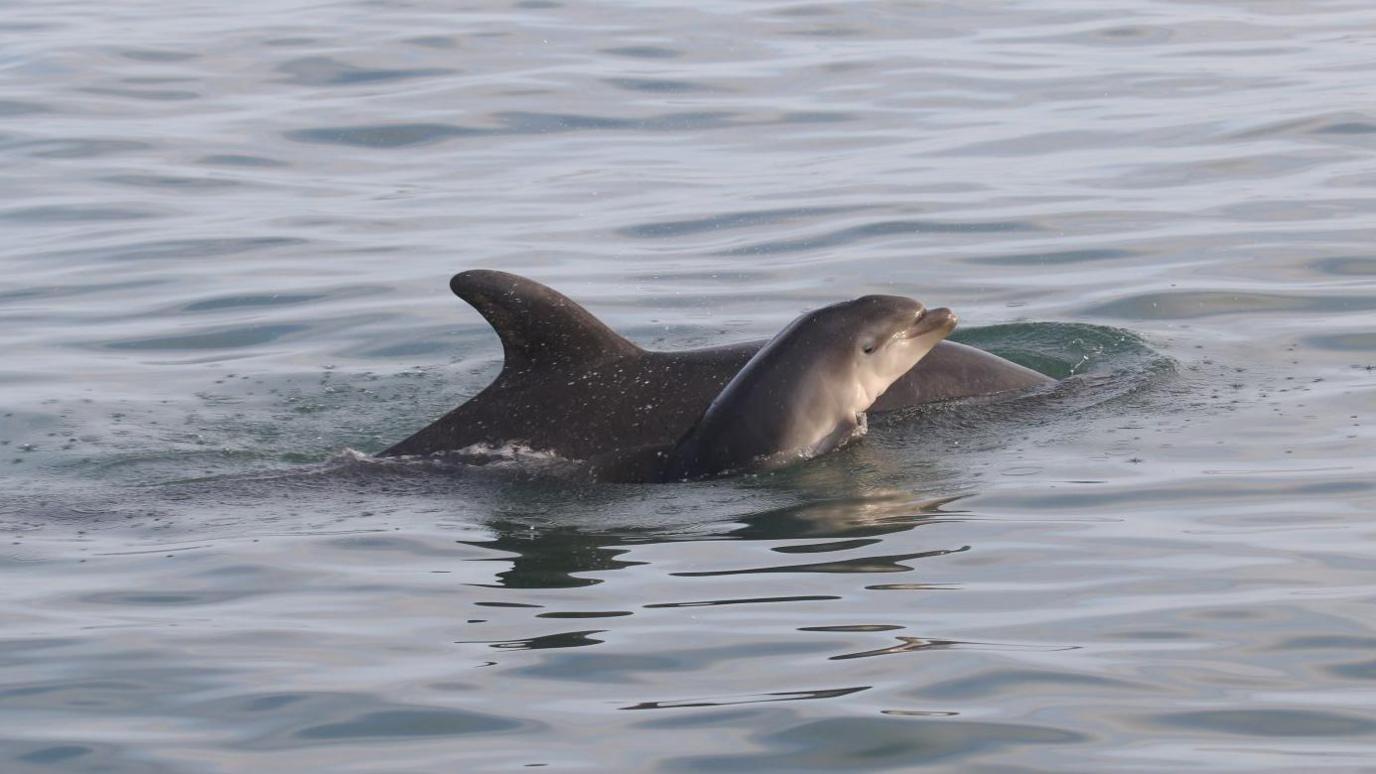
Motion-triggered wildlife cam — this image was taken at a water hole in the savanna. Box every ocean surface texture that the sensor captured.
[2,0,1375,770]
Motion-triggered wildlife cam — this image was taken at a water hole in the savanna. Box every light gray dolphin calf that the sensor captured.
[380,270,1051,461]
[658,295,957,481]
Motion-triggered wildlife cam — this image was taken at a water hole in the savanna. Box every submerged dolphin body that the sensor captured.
[380,270,1052,460]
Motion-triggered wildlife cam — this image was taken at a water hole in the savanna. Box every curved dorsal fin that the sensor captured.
[450,270,641,372]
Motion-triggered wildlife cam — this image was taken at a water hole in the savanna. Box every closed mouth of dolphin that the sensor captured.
[901,307,957,338]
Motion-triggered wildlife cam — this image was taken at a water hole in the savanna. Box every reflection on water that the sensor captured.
[466,493,968,590]
[3,0,1376,769]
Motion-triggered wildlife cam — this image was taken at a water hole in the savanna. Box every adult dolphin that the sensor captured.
[380,270,1051,460]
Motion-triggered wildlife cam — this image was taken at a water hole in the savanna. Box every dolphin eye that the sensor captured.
[862,343,875,354]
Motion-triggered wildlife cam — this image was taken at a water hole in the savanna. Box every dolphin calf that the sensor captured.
[659,295,957,481]
[380,270,1051,460]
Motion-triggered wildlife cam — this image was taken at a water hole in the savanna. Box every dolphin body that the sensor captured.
[380,270,1052,461]
[659,294,958,481]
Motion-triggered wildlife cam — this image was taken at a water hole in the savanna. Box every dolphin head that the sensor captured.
[847,295,958,406]
[718,293,958,460]
[806,294,958,412]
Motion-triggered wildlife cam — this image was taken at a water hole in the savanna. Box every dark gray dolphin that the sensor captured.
[659,295,957,481]
[380,270,1051,459]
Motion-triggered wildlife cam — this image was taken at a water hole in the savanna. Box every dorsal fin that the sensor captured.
[449,269,641,372]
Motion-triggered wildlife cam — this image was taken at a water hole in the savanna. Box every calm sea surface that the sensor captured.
[2,0,1375,770]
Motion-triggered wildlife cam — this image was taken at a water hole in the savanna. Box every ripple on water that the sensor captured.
[1227,112,1376,144]
[716,219,1040,257]
[620,207,863,239]
[284,123,478,148]
[181,293,326,313]
[0,99,49,116]
[177,691,538,750]
[464,630,607,651]
[29,236,307,264]
[624,686,868,711]
[967,248,1139,266]
[601,45,681,59]
[99,173,243,190]
[1152,709,1376,737]
[1310,256,1376,276]
[284,111,784,147]
[81,86,200,102]
[11,744,137,770]
[0,278,169,304]
[671,547,969,577]
[1083,290,1376,320]
[275,56,455,86]
[1303,332,1376,351]
[78,589,259,607]
[294,708,527,740]
[100,323,310,351]
[120,49,199,62]
[405,36,456,48]
[196,154,289,168]
[664,717,1088,770]
[0,205,157,223]
[914,668,1146,701]
[9,138,153,158]
[604,78,714,94]
[1314,120,1376,135]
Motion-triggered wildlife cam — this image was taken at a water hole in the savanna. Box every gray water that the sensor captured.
[3,0,1375,770]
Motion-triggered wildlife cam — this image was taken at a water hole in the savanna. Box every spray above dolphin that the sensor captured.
[379,270,1052,476]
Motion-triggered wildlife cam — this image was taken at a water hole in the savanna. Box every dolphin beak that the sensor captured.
[905,307,957,338]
